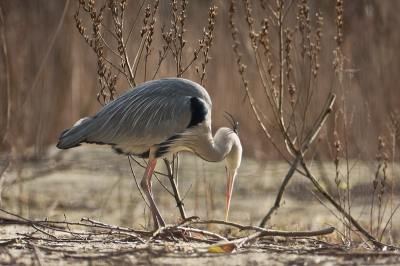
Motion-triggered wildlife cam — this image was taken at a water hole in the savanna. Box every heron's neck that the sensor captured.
[201,137,230,163]
[186,126,240,163]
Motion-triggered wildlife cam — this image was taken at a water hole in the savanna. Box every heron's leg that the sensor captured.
[140,159,166,229]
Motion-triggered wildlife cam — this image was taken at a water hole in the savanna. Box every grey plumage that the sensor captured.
[57,78,212,157]
[57,78,242,229]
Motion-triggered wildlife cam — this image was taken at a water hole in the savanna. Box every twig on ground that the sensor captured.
[0,208,336,250]
[32,244,45,266]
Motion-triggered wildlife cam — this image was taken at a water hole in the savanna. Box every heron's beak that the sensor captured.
[226,168,237,221]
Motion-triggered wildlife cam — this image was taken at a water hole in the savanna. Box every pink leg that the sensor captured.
[140,159,166,229]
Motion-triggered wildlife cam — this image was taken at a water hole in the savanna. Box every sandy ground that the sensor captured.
[0,147,399,265]
[0,232,400,265]
[1,240,400,265]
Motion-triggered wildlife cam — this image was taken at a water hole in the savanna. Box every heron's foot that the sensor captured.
[151,224,189,242]
[178,215,200,226]
[151,216,200,243]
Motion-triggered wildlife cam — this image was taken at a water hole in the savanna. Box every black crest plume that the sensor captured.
[223,111,239,135]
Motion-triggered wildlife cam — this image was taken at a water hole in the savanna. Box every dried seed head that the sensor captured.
[335,0,343,46]
[288,84,296,96]
[378,136,385,149]
[120,0,127,12]
[334,140,341,150]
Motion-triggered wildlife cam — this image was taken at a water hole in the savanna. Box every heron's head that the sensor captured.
[223,128,242,221]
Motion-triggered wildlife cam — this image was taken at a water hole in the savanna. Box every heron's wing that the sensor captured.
[86,91,193,146]
[57,78,211,151]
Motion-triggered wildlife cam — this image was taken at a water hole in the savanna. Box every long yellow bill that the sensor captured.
[225,169,237,220]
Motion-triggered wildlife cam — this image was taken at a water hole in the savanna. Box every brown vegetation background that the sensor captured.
[0,0,399,164]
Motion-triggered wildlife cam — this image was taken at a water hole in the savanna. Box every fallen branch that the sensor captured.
[186,219,335,242]
[0,208,335,250]
[233,227,335,248]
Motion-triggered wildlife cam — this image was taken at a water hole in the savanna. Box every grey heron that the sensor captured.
[57,78,242,229]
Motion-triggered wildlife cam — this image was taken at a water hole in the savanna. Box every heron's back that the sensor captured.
[57,78,212,156]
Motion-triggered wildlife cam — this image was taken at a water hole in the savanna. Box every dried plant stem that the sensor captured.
[390,128,395,244]
[337,82,352,240]
[172,153,179,184]
[253,50,283,130]
[32,245,45,266]
[129,156,168,177]
[203,162,212,222]
[188,219,334,237]
[380,203,400,242]
[144,1,160,81]
[128,156,150,209]
[277,0,284,118]
[111,0,135,86]
[31,224,58,240]
[198,6,216,86]
[130,31,147,86]
[370,138,384,235]
[129,156,175,210]
[377,154,388,236]
[80,218,146,242]
[334,141,347,229]
[99,33,124,60]
[163,158,186,220]
[234,226,334,248]
[259,154,301,226]
[175,226,228,241]
[125,0,146,46]
[243,88,291,165]
[152,46,169,80]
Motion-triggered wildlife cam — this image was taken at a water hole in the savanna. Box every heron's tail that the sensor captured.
[56,117,91,149]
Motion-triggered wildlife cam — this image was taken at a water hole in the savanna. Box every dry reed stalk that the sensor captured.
[2,0,70,146]
[197,6,217,87]
[153,22,171,79]
[387,110,399,244]
[370,137,384,235]
[144,0,160,81]
[0,6,11,146]
[163,0,203,79]
[332,0,353,239]
[334,140,346,226]
[377,152,388,238]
